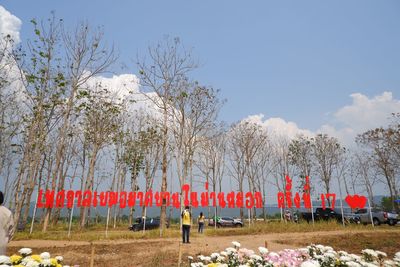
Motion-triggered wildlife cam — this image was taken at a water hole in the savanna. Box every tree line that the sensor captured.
[0,16,398,234]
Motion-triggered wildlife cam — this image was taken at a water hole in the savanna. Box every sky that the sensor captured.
[1,0,400,146]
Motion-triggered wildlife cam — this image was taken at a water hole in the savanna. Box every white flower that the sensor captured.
[55,256,63,262]
[395,252,400,259]
[338,251,349,256]
[40,252,51,260]
[339,256,353,262]
[220,251,228,257]
[0,256,10,265]
[301,260,321,267]
[376,251,387,258]
[18,248,32,255]
[226,247,237,255]
[268,252,279,258]
[216,256,225,262]
[324,246,334,252]
[350,254,362,261]
[26,261,40,267]
[258,247,269,255]
[250,254,262,261]
[324,252,336,259]
[210,253,220,259]
[203,256,211,262]
[347,261,362,267]
[41,259,52,267]
[232,241,241,248]
[383,260,396,267]
[361,262,378,267]
[362,249,378,258]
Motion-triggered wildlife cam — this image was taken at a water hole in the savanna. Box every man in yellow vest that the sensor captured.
[181,206,191,244]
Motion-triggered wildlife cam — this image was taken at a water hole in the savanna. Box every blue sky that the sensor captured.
[2,0,400,143]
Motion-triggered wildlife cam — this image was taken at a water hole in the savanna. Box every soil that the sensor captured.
[7,229,400,267]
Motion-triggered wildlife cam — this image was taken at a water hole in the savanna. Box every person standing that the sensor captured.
[0,191,14,255]
[198,212,205,233]
[181,206,191,244]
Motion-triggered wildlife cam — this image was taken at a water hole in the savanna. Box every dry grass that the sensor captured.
[14,220,375,241]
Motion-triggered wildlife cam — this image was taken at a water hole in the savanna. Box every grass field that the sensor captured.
[14,220,377,241]
[8,221,400,266]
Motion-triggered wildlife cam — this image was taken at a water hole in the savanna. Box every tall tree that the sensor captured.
[312,134,344,206]
[137,37,196,236]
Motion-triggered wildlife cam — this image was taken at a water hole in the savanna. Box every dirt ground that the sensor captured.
[7,229,400,267]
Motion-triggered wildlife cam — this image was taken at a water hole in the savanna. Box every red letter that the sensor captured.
[82,190,92,207]
[144,190,153,207]
[99,192,108,207]
[182,184,190,207]
[119,191,127,209]
[294,192,301,209]
[210,192,217,207]
[75,190,82,207]
[92,191,98,207]
[36,190,45,208]
[190,192,199,208]
[66,190,74,209]
[55,190,65,208]
[245,192,254,209]
[128,192,136,207]
[45,190,55,208]
[109,192,118,207]
[171,192,180,209]
[201,191,209,207]
[326,193,336,209]
[227,192,235,208]
[277,192,285,209]
[302,193,311,209]
[254,192,263,208]
[218,192,226,208]
[137,191,144,207]
[321,194,326,210]
[236,192,244,208]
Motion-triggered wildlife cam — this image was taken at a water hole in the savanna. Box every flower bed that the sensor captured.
[189,242,400,267]
[0,248,77,267]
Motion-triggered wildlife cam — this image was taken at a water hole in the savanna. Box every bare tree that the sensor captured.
[357,120,399,211]
[312,134,345,206]
[137,37,196,236]
[227,121,267,221]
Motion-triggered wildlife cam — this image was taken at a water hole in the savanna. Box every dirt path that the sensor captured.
[7,229,399,267]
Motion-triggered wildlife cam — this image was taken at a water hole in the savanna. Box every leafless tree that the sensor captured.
[137,37,197,236]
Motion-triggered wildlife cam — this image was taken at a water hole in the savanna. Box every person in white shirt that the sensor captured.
[0,191,14,255]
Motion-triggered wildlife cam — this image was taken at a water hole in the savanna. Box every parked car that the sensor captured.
[355,208,399,226]
[302,208,359,224]
[302,208,338,222]
[208,217,243,228]
[129,217,169,231]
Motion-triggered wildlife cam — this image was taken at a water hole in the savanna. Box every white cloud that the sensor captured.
[86,73,140,101]
[240,92,400,146]
[0,5,21,43]
[242,114,313,140]
[319,91,400,146]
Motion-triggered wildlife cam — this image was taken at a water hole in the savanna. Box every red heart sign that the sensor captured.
[345,195,367,209]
